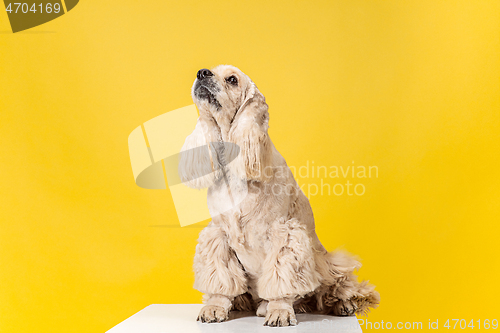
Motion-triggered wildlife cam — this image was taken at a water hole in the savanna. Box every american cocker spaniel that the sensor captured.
[178,65,379,327]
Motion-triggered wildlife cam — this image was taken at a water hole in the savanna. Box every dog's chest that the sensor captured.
[231,217,274,277]
[233,245,266,278]
[207,175,291,276]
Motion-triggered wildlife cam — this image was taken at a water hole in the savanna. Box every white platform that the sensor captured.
[107,304,362,333]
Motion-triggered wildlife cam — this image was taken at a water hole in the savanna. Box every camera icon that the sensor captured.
[128,105,245,227]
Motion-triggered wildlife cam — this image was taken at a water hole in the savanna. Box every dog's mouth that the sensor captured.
[194,82,222,110]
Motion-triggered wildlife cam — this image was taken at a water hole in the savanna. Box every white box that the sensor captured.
[107,304,362,333]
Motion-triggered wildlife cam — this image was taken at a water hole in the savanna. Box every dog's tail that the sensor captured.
[312,250,380,316]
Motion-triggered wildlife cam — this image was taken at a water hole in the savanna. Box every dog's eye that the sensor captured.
[225,76,238,86]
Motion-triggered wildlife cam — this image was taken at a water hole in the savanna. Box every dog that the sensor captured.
[178,65,380,327]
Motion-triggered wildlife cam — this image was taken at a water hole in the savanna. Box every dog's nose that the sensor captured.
[197,69,213,80]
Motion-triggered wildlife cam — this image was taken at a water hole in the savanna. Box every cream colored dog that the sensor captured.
[179,65,379,327]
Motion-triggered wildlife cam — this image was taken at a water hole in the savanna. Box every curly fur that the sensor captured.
[179,65,380,327]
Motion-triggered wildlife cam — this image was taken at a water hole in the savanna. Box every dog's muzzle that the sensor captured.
[194,69,222,110]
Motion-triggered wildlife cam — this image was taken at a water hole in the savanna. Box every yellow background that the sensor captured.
[1,1,499,332]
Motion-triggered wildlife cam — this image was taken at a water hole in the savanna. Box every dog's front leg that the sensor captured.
[194,224,247,323]
[257,218,321,327]
[197,294,234,323]
[263,298,297,327]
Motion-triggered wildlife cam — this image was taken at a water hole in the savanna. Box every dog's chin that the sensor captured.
[194,87,222,111]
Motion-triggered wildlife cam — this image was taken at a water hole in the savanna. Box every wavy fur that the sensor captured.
[180,65,379,327]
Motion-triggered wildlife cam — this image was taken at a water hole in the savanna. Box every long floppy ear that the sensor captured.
[178,118,222,189]
[228,82,273,182]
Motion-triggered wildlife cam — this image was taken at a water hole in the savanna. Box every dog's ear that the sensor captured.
[178,119,222,188]
[229,82,273,182]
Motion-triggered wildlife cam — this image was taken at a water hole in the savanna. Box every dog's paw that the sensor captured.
[332,298,358,316]
[264,308,297,327]
[256,301,268,317]
[197,305,229,323]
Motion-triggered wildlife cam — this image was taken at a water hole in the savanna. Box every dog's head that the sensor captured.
[192,65,266,137]
[188,65,271,182]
